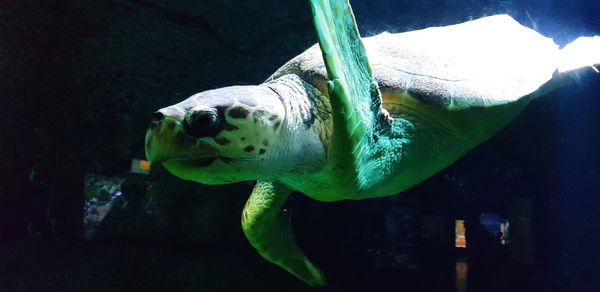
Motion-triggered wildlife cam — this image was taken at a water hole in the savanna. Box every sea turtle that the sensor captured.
[144,0,600,286]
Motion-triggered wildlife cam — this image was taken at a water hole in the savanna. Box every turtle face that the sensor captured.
[145,85,286,184]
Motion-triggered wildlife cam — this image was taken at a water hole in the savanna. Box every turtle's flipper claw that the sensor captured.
[381,108,394,124]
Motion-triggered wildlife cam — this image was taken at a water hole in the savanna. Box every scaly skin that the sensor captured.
[310,0,386,193]
[241,181,325,286]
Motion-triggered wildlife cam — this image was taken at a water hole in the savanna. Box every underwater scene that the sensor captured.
[1,0,600,291]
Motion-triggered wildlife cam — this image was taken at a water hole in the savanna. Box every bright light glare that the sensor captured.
[558,36,600,73]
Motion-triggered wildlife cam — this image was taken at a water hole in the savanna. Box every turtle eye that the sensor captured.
[182,109,221,138]
[151,111,164,123]
[148,111,165,128]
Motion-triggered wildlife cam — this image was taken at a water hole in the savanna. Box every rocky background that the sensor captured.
[1,0,600,291]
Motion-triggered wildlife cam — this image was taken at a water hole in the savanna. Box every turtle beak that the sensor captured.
[145,110,219,164]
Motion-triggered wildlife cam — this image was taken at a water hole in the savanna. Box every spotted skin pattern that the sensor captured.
[146,88,282,158]
[218,103,279,157]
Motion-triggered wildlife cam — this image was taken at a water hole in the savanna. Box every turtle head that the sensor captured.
[145,85,287,184]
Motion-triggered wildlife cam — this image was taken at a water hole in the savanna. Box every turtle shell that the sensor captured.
[270,14,561,110]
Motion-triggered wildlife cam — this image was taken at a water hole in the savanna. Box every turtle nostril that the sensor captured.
[151,111,164,123]
[183,109,221,138]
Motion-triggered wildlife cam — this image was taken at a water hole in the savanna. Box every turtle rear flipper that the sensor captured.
[309,0,387,190]
[558,36,600,74]
[535,36,600,97]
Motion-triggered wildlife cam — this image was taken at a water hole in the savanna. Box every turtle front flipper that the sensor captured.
[241,181,325,286]
[309,0,387,189]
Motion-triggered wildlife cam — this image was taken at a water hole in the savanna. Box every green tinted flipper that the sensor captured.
[309,0,385,189]
[241,181,325,286]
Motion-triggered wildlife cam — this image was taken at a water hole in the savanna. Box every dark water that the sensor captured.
[1,0,599,291]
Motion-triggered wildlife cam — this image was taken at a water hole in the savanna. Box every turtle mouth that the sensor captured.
[159,155,218,168]
[169,157,219,167]
[164,155,256,168]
